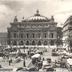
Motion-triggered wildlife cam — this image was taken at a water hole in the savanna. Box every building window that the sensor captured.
[44,33,47,38]
[14,33,16,38]
[32,33,35,38]
[20,33,23,38]
[23,34,26,38]
[21,34,23,38]
[50,33,53,38]
[27,33,29,38]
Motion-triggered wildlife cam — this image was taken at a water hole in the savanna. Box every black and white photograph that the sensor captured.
[0,0,72,72]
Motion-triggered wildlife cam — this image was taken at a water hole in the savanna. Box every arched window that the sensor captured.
[50,40,54,45]
[26,41,29,45]
[19,41,24,45]
[13,40,17,45]
[38,41,41,45]
[32,40,35,45]
[44,41,48,45]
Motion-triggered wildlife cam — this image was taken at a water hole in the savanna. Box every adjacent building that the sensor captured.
[63,16,72,50]
[7,10,57,46]
[0,33,7,46]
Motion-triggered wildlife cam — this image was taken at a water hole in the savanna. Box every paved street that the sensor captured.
[0,47,71,72]
[55,68,69,72]
[42,48,58,62]
[26,47,70,72]
[41,47,69,72]
[0,57,31,69]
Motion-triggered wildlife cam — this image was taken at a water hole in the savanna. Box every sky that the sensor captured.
[0,0,72,32]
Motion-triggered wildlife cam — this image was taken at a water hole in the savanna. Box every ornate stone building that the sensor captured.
[7,10,57,46]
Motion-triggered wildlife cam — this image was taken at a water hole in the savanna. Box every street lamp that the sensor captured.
[23,45,26,67]
[10,41,12,49]
[23,58,26,67]
[23,45,25,52]
[56,36,59,50]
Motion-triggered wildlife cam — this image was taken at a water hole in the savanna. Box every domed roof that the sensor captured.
[26,10,49,22]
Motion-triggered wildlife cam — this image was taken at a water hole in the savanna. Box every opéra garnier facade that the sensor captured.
[7,10,57,46]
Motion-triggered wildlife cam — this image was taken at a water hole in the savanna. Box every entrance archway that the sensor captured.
[44,41,48,45]
[26,41,29,45]
[19,41,24,45]
[50,40,54,45]
[32,40,35,45]
[38,41,41,45]
[13,40,17,45]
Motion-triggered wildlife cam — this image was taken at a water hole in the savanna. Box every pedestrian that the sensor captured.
[10,59,12,63]
[9,59,11,66]
[9,58,12,66]
[43,58,44,61]
[23,59,26,67]
[28,51,29,55]
[54,60,57,67]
